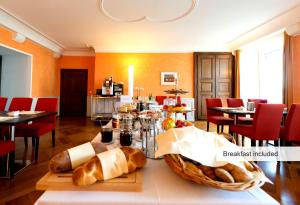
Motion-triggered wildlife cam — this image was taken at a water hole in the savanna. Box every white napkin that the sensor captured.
[155,126,245,168]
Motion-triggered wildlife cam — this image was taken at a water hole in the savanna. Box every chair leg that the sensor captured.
[274,140,279,147]
[259,140,263,146]
[24,137,28,147]
[217,125,220,133]
[34,137,39,162]
[221,125,224,133]
[9,152,15,179]
[32,137,35,147]
[251,140,256,147]
[52,130,55,147]
[207,121,209,132]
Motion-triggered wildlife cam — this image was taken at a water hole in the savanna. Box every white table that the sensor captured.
[35,160,279,205]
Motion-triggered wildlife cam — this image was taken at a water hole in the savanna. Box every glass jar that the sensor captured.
[112,112,120,129]
[120,129,133,146]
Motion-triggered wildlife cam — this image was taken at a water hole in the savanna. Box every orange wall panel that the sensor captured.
[0,26,58,97]
[57,56,95,95]
[94,53,194,98]
[292,36,300,103]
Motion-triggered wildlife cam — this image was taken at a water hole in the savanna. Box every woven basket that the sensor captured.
[164,154,266,191]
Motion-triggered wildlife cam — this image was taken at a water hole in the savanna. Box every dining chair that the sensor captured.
[9,97,33,111]
[0,97,8,111]
[227,98,253,125]
[15,98,58,161]
[248,99,268,108]
[280,104,300,145]
[230,104,285,146]
[155,96,167,105]
[206,98,233,133]
[0,140,15,179]
[0,97,33,139]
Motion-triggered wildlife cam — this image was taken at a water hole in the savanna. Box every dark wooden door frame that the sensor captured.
[60,69,88,117]
[194,52,235,120]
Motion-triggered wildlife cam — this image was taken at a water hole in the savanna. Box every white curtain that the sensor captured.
[240,33,284,103]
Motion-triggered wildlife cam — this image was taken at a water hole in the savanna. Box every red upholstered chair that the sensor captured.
[155,96,167,105]
[0,97,8,111]
[248,99,268,108]
[230,104,285,146]
[206,98,233,133]
[15,98,58,161]
[9,97,33,111]
[227,98,253,125]
[0,140,15,179]
[280,104,300,145]
[0,98,33,138]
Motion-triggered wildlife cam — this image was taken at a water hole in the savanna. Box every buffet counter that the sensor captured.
[35,159,279,205]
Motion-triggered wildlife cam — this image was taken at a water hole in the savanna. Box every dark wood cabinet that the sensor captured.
[194,52,234,120]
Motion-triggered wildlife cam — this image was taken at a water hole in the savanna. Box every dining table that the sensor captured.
[34,128,280,205]
[34,158,279,205]
[208,107,288,125]
[0,111,57,178]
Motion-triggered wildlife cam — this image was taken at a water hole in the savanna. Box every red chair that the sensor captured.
[155,96,167,105]
[0,97,8,111]
[227,98,253,125]
[9,97,33,111]
[0,98,33,138]
[248,99,268,108]
[230,104,285,146]
[206,98,233,133]
[0,140,15,179]
[280,104,300,145]
[15,98,58,161]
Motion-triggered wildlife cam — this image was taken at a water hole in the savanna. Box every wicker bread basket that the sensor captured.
[164,154,267,191]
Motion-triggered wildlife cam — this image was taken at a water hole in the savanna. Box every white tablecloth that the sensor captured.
[35,160,279,205]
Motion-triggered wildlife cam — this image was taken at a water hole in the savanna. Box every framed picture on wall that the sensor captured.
[161,72,178,85]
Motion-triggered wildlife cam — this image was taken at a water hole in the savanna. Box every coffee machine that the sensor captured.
[101,77,114,96]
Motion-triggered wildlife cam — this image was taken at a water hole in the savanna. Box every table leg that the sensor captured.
[233,115,239,145]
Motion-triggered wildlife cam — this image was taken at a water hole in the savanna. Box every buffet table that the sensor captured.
[35,159,279,205]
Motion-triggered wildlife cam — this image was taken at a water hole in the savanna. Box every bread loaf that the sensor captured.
[72,147,146,186]
[49,142,107,173]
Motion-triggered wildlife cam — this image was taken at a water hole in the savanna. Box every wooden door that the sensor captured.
[60,69,88,117]
[194,54,215,120]
[194,53,234,120]
[215,55,233,105]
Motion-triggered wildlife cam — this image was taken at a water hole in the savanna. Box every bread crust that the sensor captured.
[48,142,107,173]
[72,147,146,186]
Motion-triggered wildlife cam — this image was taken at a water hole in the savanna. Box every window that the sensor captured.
[240,32,284,103]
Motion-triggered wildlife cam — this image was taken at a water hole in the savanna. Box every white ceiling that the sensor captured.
[0,0,300,52]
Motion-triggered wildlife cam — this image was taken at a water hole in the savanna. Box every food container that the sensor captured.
[246,102,255,111]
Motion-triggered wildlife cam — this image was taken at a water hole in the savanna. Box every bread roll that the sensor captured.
[198,165,217,180]
[49,142,107,173]
[221,163,252,182]
[72,147,146,186]
[214,168,235,183]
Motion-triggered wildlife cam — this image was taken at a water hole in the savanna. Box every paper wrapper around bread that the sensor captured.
[155,126,271,183]
[68,142,96,169]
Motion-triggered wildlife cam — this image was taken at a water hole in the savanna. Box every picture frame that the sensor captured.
[161,72,178,85]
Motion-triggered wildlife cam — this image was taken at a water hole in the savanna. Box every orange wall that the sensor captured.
[94,53,194,98]
[57,56,95,95]
[292,36,300,103]
[0,26,58,97]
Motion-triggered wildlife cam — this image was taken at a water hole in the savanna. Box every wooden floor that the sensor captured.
[0,118,299,205]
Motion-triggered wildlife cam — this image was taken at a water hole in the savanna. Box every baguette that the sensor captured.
[72,147,146,186]
[49,142,107,173]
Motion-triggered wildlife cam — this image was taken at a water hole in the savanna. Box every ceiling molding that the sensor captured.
[93,45,230,53]
[227,4,300,50]
[0,7,64,54]
[98,0,198,22]
[62,49,95,56]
